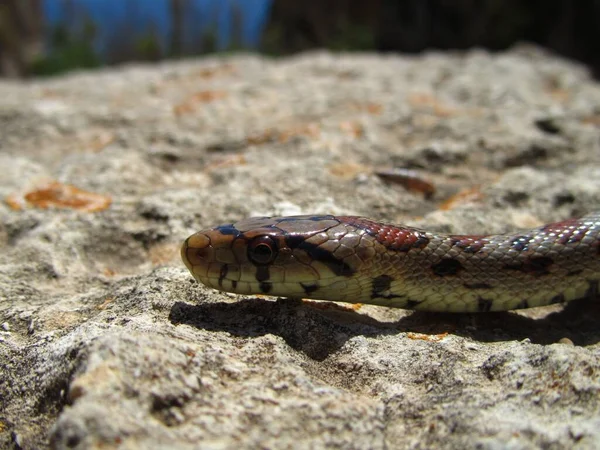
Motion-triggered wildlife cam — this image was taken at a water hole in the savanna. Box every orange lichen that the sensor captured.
[408,93,457,117]
[195,64,236,79]
[439,186,484,211]
[102,268,117,277]
[543,76,570,103]
[246,123,320,146]
[375,168,436,199]
[204,155,247,172]
[21,181,112,212]
[96,297,115,310]
[278,123,320,142]
[349,102,383,115]
[173,90,228,115]
[581,114,600,126]
[339,120,364,138]
[4,193,23,210]
[246,129,276,146]
[328,162,367,180]
[406,332,449,342]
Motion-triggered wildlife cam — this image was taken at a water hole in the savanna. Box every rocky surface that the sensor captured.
[1,45,600,449]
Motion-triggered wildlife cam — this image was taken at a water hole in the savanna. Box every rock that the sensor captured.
[1,46,600,449]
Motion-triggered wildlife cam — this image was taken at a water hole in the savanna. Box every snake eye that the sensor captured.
[248,236,278,265]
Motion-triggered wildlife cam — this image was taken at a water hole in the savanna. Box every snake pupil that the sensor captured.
[248,236,277,265]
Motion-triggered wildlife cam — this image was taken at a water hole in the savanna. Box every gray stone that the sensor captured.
[1,46,600,449]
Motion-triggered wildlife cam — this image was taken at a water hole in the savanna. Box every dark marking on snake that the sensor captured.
[516,299,529,309]
[215,224,240,236]
[218,264,229,287]
[255,265,270,282]
[231,280,238,289]
[450,237,486,253]
[567,269,583,277]
[301,282,319,295]
[432,259,464,277]
[259,281,272,293]
[477,297,493,312]
[504,256,554,276]
[391,232,430,252]
[295,241,354,277]
[371,275,404,300]
[549,293,565,304]
[406,299,421,308]
[284,234,306,249]
[586,280,599,300]
[372,275,393,293]
[464,282,493,290]
[511,236,530,251]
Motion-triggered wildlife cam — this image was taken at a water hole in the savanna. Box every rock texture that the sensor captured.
[1,46,600,449]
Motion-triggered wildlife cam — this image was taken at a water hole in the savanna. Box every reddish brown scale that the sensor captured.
[337,216,430,252]
[449,236,487,253]
[541,218,588,245]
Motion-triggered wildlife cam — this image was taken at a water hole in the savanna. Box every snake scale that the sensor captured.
[181,213,600,312]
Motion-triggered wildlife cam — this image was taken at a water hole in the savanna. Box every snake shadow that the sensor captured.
[169,297,600,361]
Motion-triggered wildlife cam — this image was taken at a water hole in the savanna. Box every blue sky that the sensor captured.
[42,0,272,50]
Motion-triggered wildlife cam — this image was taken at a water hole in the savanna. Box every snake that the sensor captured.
[181,213,600,312]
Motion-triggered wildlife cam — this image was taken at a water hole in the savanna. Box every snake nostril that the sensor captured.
[182,233,213,265]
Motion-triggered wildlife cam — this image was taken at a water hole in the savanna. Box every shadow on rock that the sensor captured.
[169,297,600,360]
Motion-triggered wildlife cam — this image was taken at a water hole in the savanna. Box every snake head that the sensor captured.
[181,215,368,301]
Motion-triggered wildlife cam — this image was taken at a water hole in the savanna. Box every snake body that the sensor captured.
[181,213,600,312]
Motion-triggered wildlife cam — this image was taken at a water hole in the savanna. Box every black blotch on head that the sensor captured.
[477,297,493,312]
[301,282,319,295]
[215,224,240,236]
[463,282,493,290]
[259,282,272,293]
[255,265,270,282]
[284,234,305,249]
[432,259,464,277]
[218,264,229,287]
[511,236,530,251]
[372,275,393,293]
[296,242,354,277]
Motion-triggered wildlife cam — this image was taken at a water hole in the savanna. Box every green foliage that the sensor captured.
[135,29,163,61]
[31,18,100,76]
[199,28,218,54]
[326,21,376,51]
[259,23,285,56]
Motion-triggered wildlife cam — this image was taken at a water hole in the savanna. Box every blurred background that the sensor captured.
[1,0,599,78]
